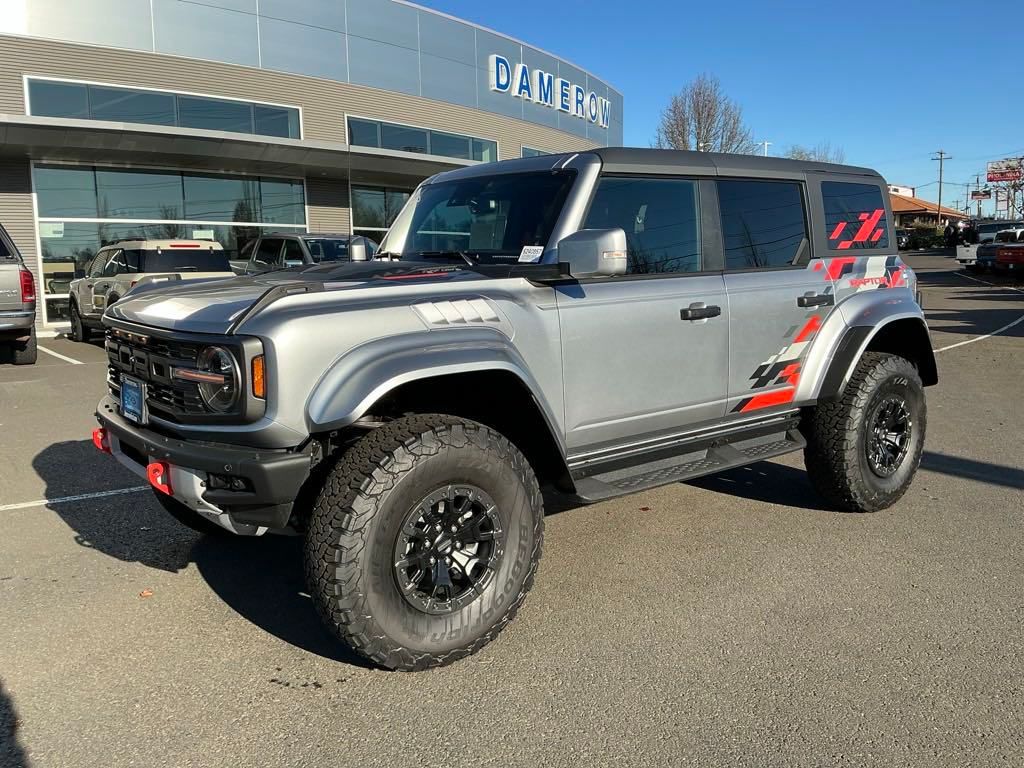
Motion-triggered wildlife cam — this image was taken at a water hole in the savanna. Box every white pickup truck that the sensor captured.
[67,240,235,342]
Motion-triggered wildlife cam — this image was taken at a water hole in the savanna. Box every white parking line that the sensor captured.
[37,345,85,365]
[932,272,1024,353]
[0,486,148,512]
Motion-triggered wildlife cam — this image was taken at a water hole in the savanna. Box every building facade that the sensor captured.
[0,0,623,330]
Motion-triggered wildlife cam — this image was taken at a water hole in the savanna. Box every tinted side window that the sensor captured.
[102,250,125,276]
[718,180,807,269]
[254,238,283,267]
[282,239,304,264]
[89,253,110,277]
[583,177,701,274]
[821,181,889,250]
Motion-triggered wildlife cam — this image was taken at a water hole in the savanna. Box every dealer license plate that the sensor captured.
[120,375,147,425]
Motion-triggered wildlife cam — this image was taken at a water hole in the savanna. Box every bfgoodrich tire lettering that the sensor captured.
[304,414,544,671]
[804,352,926,512]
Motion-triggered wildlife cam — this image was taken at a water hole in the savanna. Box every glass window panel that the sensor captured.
[473,139,498,163]
[258,16,347,85]
[45,297,71,323]
[821,181,889,250]
[521,147,547,158]
[88,85,176,125]
[29,80,89,119]
[583,177,701,274]
[385,190,410,226]
[253,105,300,138]
[95,169,183,220]
[183,174,260,221]
[718,180,808,270]
[381,123,428,154]
[34,166,98,218]
[177,96,253,134]
[259,178,305,225]
[429,131,471,160]
[352,187,386,229]
[40,222,100,293]
[347,37,420,97]
[348,118,381,147]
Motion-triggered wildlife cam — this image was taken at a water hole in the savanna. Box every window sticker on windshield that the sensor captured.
[518,245,544,263]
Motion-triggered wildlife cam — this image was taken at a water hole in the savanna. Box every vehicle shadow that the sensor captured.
[687,460,832,512]
[31,441,373,668]
[921,451,1024,491]
[0,680,29,768]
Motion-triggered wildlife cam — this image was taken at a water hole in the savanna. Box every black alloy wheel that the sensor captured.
[866,395,912,477]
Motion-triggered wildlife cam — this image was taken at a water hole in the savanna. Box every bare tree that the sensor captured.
[654,74,756,154]
[784,142,846,164]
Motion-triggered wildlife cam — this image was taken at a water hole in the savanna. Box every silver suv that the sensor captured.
[93,149,937,670]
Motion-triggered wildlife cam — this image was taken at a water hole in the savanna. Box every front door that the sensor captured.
[556,175,729,454]
[716,179,838,415]
[76,249,112,320]
[90,248,125,314]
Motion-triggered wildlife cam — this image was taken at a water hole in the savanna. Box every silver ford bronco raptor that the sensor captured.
[93,149,937,670]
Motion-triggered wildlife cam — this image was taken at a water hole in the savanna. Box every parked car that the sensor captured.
[68,240,234,342]
[994,229,1024,274]
[977,221,1024,245]
[93,149,936,670]
[971,227,1024,272]
[896,228,911,249]
[0,223,37,365]
[231,233,378,275]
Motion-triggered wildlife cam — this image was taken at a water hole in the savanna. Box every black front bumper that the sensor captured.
[96,395,312,529]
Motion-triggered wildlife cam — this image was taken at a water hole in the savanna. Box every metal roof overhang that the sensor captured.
[0,114,471,181]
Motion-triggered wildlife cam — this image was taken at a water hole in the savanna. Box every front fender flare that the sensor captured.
[306,328,564,451]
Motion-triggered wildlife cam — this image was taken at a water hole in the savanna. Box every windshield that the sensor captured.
[995,230,1021,243]
[142,249,230,272]
[379,170,576,263]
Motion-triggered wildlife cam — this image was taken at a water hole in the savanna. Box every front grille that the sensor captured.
[106,329,214,423]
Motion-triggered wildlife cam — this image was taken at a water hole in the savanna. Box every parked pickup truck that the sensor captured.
[994,229,1024,273]
[229,233,378,275]
[960,227,1024,272]
[0,222,37,365]
[93,149,936,670]
[68,240,234,342]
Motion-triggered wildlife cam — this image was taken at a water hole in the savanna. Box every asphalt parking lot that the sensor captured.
[1,252,1021,768]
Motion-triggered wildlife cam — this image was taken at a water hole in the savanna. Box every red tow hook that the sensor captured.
[92,427,111,454]
[147,461,173,496]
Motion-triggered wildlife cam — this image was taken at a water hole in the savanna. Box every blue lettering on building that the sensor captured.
[489,55,610,128]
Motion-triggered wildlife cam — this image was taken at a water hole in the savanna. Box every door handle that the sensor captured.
[796,293,834,308]
[680,303,722,321]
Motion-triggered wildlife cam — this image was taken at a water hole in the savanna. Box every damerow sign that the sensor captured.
[488,55,611,129]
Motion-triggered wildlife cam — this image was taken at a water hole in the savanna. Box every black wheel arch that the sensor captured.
[819,318,937,401]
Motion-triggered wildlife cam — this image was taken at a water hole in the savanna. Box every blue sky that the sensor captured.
[422,0,1023,214]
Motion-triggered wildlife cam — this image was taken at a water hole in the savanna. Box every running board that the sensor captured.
[572,429,806,503]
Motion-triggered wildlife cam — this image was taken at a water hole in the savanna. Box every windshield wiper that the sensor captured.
[409,250,478,267]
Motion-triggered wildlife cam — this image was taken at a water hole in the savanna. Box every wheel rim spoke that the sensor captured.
[393,484,504,615]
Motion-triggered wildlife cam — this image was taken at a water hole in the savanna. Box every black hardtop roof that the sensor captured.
[430,147,882,183]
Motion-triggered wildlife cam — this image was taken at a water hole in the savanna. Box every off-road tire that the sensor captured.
[305,414,544,671]
[69,301,89,342]
[152,489,228,536]
[11,331,37,365]
[803,352,926,512]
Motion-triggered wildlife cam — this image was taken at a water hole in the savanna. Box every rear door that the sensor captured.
[556,175,729,453]
[717,178,838,415]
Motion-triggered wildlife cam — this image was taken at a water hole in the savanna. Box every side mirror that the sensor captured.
[74,269,86,279]
[348,236,370,262]
[557,228,627,278]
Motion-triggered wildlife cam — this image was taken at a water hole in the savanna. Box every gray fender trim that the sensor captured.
[305,328,566,454]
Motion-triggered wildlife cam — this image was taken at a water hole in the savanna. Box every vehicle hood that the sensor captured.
[104,261,485,334]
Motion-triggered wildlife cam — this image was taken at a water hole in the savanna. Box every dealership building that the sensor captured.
[0,0,623,330]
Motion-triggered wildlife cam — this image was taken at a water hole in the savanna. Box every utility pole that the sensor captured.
[756,140,772,157]
[974,174,983,219]
[932,150,951,226]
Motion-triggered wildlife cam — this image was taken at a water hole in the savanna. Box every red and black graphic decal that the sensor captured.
[813,257,857,281]
[829,209,886,250]
[731,314,823,413]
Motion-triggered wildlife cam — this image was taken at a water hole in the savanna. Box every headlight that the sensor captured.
[196,345,241,413]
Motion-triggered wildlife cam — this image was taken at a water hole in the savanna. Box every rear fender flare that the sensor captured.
[305,328,565,453]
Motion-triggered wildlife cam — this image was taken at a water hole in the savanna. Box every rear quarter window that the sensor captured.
[821,181,890,250]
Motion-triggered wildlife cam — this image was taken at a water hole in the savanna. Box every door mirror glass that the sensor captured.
[557,229,627,278]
